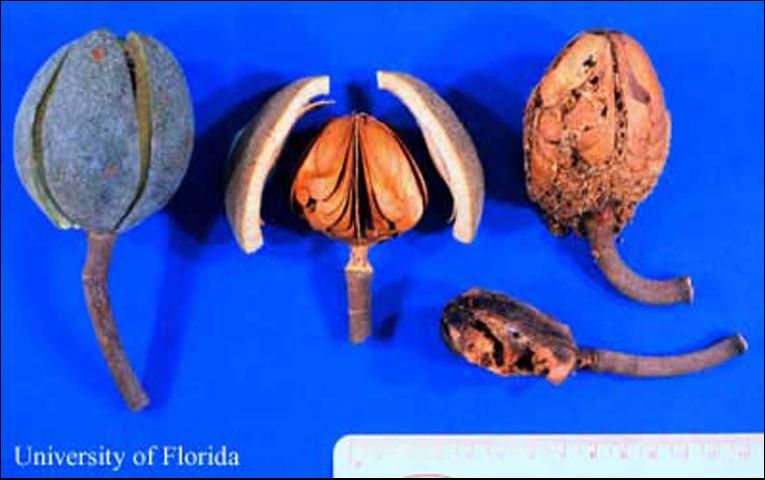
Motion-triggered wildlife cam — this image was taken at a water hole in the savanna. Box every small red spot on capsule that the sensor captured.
[103,163,118,178]
[90,46,105,62]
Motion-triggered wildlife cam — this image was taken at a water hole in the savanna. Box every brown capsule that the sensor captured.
[226,73,484,344]
[524,30,692,305]
[441,289,747,385]
[441,289,746,385]
[292,113,428,343]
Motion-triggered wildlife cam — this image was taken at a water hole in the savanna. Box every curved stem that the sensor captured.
[82,231,149,411]
[585,209,693,305]
[345,244,373,344]
[578,334,747,377]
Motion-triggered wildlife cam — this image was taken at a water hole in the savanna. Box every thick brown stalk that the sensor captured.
[578,335,747,377]
[585,209,693,305]
[345,244,373,344]
[82,231,149,411]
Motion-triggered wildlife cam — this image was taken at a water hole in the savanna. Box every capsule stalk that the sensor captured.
[345,244,373,344]
[578,335,747,377]
[586,209,693,305]
[82,231,149,411]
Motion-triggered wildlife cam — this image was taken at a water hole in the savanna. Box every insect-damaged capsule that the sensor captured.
[442,289,746,384]
[524,30,692,305]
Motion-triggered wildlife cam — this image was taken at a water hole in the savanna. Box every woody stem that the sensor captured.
[585,208,693,305]
[82,231,149,411]
[577,334,747,377]
[345,244,373,344]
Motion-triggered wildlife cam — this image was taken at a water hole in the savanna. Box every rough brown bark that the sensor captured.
[586,209,693,305]
[578,335,747,377]
[345,245,373,344]
[82,231,149,411]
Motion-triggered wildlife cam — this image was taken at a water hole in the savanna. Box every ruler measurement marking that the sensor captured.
[334,434,764,478]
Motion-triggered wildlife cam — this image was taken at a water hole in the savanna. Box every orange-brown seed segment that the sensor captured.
[292,113,427,246]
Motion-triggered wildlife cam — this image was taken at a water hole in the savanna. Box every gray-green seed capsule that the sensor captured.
[13,29,194,412]
[14,29,194,232]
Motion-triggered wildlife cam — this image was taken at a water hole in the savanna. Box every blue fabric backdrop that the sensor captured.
[2,2,763,477]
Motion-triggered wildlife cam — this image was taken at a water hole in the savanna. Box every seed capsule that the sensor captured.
[226,72,484,343]
[292,113,428,342]
[14,29,194,410]
[524,30,692,305]
[442,289,746,384]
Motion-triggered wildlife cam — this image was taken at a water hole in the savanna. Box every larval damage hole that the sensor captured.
[514,348,535,372]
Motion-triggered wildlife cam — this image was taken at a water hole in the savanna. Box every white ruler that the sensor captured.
[333,434,764,478]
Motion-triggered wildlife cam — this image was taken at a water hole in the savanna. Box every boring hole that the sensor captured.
[480,353,492,368]
[514,349,535,373]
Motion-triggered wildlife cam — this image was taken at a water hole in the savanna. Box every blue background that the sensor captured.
[2,1,763,477]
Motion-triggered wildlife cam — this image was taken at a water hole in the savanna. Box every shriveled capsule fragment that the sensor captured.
[442,289,746,384]
[524,30,692,305]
